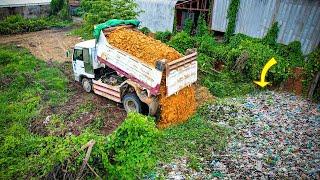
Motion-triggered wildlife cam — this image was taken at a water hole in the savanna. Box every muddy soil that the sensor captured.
[0,27,82,62]
[31,62,127,136]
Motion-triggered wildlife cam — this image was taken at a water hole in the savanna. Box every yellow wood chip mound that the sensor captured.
[106,27,196,128]
[106,28,181,67]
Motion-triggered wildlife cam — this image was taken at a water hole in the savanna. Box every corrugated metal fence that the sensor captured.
[135,0,178,32]
[211,0,320,54]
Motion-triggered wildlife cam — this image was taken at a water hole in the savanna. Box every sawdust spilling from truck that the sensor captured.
[106,28,196,128]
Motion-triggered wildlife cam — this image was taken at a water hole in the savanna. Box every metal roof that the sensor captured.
[0,0,51,8]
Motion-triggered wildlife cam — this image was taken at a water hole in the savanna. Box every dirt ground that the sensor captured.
[0,27,82,62]
[1,28,214,135]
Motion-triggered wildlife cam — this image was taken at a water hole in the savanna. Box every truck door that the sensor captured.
[73,48,85,80]
[83,48,94,74]
[72,48,94,81]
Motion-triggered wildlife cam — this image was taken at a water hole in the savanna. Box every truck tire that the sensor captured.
[123,93,142,113]
[82,78,92,93]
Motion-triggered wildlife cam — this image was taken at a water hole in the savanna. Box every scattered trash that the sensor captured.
[157,91,319,179]
[207,91,320,179]
[157,157,209,179]
[43,115,51,125]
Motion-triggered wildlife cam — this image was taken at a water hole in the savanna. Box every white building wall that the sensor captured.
[135,0,178,32]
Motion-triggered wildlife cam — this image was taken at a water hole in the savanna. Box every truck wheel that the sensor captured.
[82,78,92,93]
[123,93,142,113]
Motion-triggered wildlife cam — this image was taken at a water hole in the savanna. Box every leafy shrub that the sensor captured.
[104,113,160,179]
[228,33,260,49]
[225,0,240,42]
[0,15,70,35]
[183,18,193,34]
[199,33,291,85]
[196,14,209,37]
[263,22,280,46]
[275,41,304,67]
[235,40,289,84]
[57,0,71,20]
[197,53,214,72]
[201,71,255,97]
[50,0,65,15]
[50,0,70,20]
[75,0,139,39]
[155,31,172,43]
[139,27,151,35]
[196,34,216,53]
[304,48,320,100]
[168,31,195,54]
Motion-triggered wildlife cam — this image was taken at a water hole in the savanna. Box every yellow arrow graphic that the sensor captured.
[254,58,277,88]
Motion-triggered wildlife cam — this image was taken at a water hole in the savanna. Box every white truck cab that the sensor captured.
[72,40,96,82]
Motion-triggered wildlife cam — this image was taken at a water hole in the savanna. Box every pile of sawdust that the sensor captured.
[106,28,181,67]
[106,28,196,128]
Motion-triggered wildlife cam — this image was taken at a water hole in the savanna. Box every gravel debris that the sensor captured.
[157,91,319,179]
[208,91,319,179]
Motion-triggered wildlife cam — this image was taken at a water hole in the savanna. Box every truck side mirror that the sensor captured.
[66,50,70,58]
[156,59,166,72]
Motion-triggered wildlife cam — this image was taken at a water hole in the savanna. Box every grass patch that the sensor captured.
[157,112,231,163]
[0,46,69,129]
[0,46,107,178]
[0,46,164,178]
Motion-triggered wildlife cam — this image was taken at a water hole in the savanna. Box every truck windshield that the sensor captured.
[73,49,83,61]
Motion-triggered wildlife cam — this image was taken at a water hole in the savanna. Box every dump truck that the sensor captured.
[71,26,197,116]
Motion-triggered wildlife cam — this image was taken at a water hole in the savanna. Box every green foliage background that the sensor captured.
[73,0,140,39]
[155,31,172,43]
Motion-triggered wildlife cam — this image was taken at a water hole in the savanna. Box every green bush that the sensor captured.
[234,39,289,84]
[168,31,195,54]
[139,27,151,35]
[57,0,71,20]
[104,113,160,179]
[75,0,139,39]
[304,48,320,100]
[225,0,240,42]
[50,0,65,15]
[196,34,217,53]
[196,14,209,37]
[155,31,172,43]
[275,41,304,67]
[197,53,214,73]
[200,70,255,97]
[183,18,193,34]
[0,15,70,35]
[263,22,279,46]
[228,33,260,49]
[198,33,291,85]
